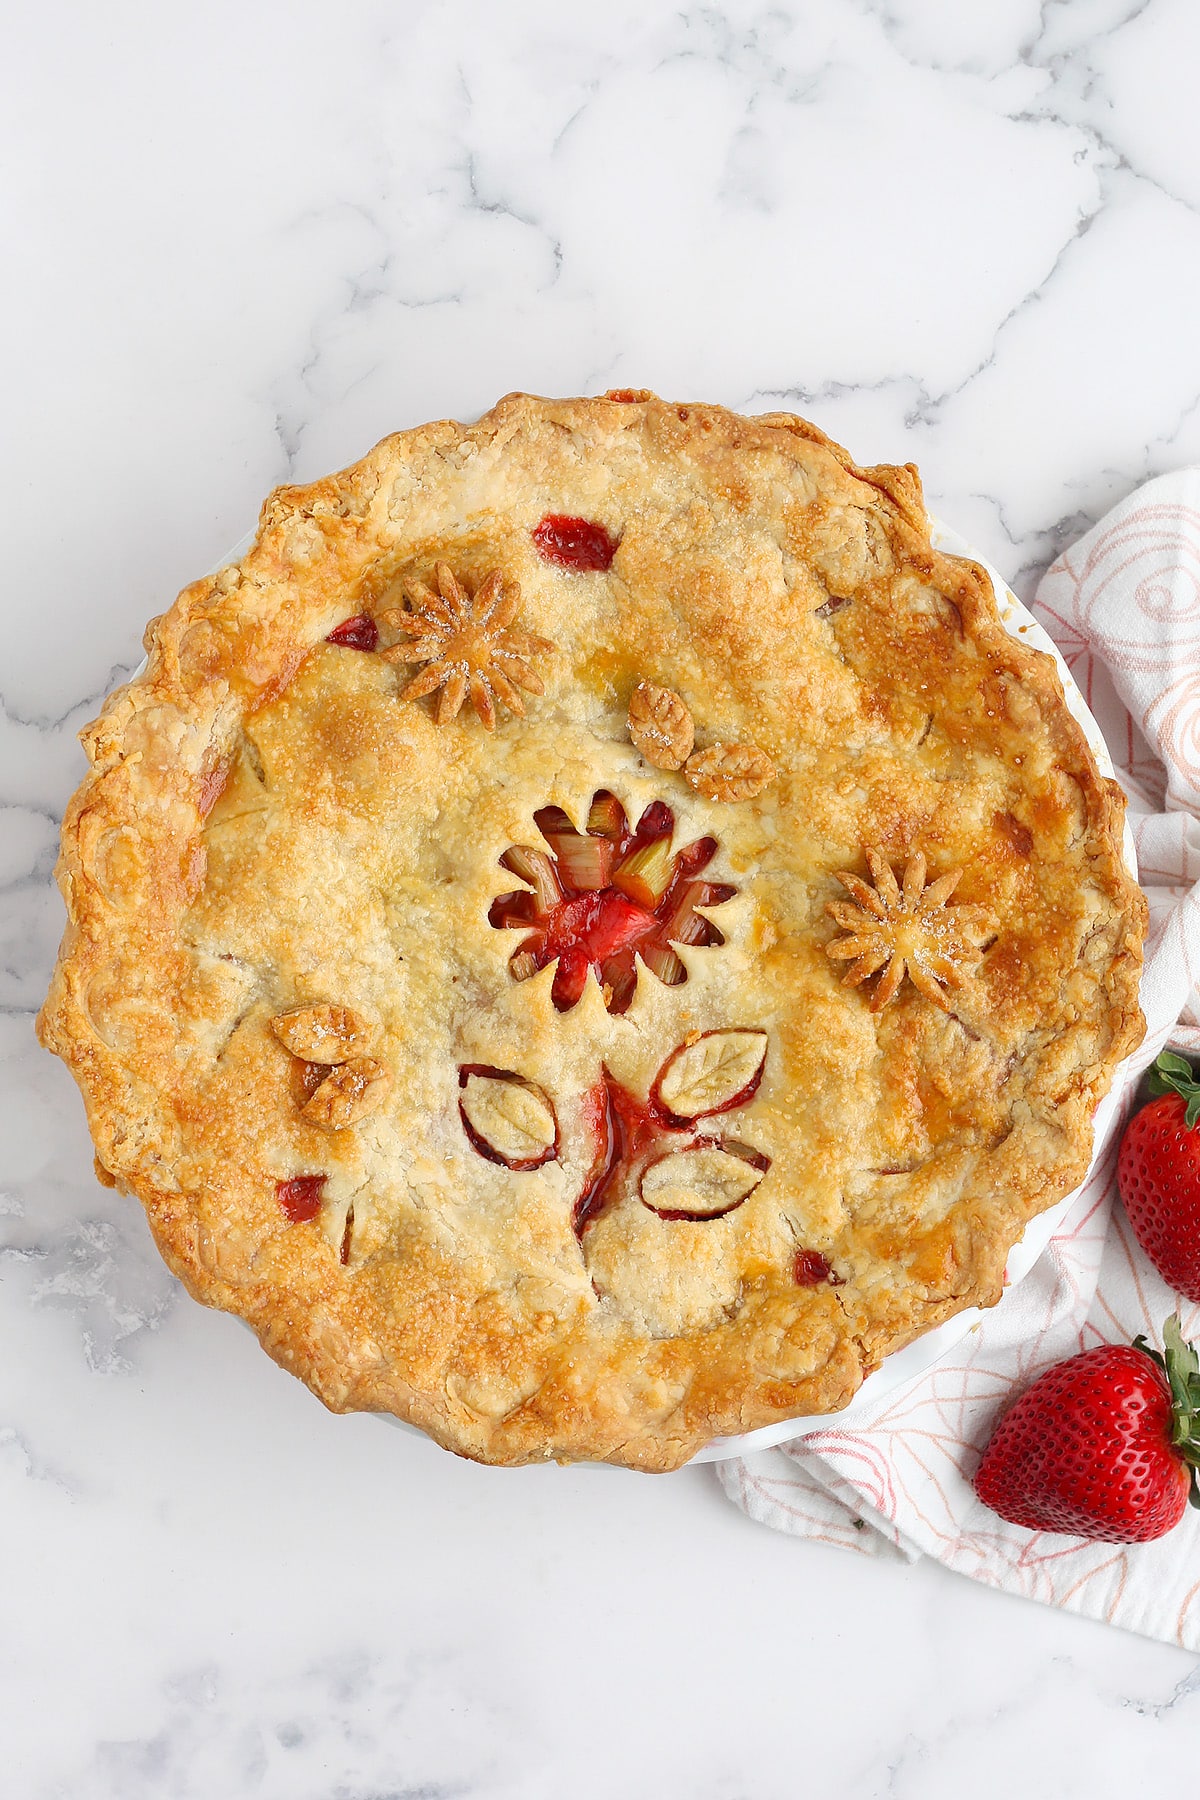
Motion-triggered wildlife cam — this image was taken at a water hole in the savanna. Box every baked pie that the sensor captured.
[38,392,1147,1470]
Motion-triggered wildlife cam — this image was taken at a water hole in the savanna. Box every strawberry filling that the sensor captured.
[531,514,619,571]
[326,614,378,651]
[574,1070,674,1236]
[276,1174,327,1222]
[489,793,736,1013]
[793,1248,841,1286]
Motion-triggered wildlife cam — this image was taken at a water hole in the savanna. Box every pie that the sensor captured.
[38,391,1147,1470]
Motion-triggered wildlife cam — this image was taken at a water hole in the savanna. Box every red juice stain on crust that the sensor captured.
[532,514,619,572]
[276,1175,327,1222]
[326,614,378,651]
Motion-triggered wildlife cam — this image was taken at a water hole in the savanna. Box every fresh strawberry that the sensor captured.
[972,1316,1200,1542]
[1118,1050,1200,1303]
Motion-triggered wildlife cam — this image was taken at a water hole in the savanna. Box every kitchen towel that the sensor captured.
[717,470,1200,1649]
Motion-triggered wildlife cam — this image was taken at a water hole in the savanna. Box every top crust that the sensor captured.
[38,393,1146,1470]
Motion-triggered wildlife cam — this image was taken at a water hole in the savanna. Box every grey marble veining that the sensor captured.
[5,1,1200,1792]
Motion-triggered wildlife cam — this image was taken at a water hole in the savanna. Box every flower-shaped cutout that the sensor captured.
[825,848,994,1011]
[489,791,737,1014]
[380,562,554,729]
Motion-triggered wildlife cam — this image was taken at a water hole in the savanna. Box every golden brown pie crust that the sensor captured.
[38,393,1147,1470]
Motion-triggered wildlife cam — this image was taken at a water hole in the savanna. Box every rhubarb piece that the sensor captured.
[276,1175,327,1222]
[639,942,686,987]
[508,947,541,983]
[326,614,378,651]
[459,1068,558,1170]
[272,1004,375,1064]
[628,681,694,770]
[640,1142,767,1219]
[601,949,638,1016]
[532,803,577,848]
[660,881,726,948]
[532,514,618,572]
[548,828,614,893]
[653,1029,768,1124]
[612,837,674,909]
[302,1057,389,1129]
[587,790,628,842]
[499,845,562,915]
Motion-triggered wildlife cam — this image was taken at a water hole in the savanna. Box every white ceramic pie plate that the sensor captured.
[170,515,1136,1468]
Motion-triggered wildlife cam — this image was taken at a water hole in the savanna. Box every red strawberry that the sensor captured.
[1118,1050,1200,1303]
[972,1316,1200,1542]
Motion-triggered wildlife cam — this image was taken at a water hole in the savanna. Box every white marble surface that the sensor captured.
[6,1,1200,1791]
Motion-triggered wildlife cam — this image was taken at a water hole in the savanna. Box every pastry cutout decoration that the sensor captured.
[825,849,994,1012]
[326,614,378,651]
[458,1066,560,1170]
[573,1032,771,1237]
[379,563,553,730]
[628,682,694,770]
[488,792,737,1014]
[271,1004,389,1129]
[684,742,776,802]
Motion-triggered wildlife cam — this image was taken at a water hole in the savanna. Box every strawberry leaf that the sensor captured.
[1147,1049,1200,1128]
[1158,1315,1200,1494]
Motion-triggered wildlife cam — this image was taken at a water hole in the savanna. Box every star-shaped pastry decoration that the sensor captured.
[380,562,554,730]
[825,849,993,1011]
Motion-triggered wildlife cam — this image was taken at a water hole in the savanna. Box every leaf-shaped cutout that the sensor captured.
[640,1143,766,1218]
[652,1029,768,1123]
[272,1003,375,1064]
[302,1057,389,1129]
[459,1070,558,1170]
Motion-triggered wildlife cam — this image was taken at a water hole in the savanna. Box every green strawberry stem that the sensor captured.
[1147,1050,1200,1128]
[1134,1315,1200,1509]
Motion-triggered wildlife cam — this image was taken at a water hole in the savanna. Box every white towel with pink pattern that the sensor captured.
[717,470,1200,1649]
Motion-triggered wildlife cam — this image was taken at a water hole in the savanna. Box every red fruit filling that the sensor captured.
[489,792,735,1013]
[326,614,378,651]
[574,1070,674,1237]
[573,1073,770,1236]
[793,1248,841,1286]
[276,1174,327,1222]
[532,514,619,572]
